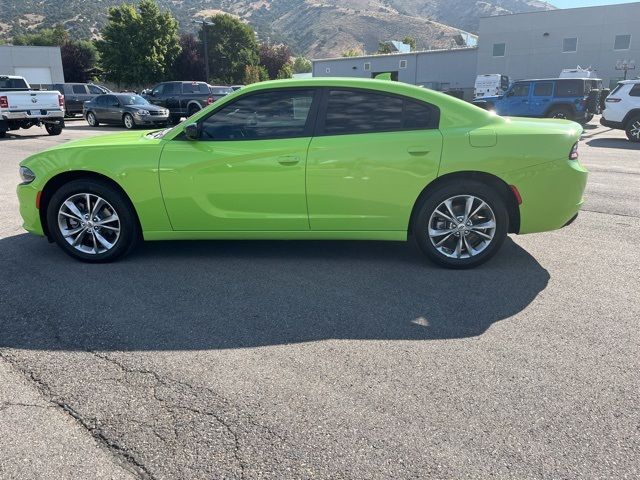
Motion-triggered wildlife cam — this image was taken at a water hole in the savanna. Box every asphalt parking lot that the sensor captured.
[1,118,638,479]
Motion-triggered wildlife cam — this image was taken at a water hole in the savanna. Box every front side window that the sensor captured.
[614,34,631,50]
[534,82,553,96]
[119,95,149,106]
[88,85,104,94]
[510,83,530,97]
[200,89,316,141]
[563,37,578,53]
[493,43,506,57]
[322,89,438,136]
[151,84,164,96]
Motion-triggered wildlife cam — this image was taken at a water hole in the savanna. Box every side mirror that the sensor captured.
[506,91,514,97]
[184,123,199,140]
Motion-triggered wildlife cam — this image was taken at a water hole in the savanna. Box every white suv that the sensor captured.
[600,79,640,142]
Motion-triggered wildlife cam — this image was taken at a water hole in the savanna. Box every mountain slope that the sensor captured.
[0,0,554,58]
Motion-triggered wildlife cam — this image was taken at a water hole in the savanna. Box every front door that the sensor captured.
[307,88,443,231]
[503,82,531,116]
[529,81,554,116]
[159,88,319,231]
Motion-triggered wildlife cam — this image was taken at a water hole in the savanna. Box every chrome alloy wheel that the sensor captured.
[57,193,120,254]
[124,114,134,129]
[428,195,496,259]
[630,120,640,140]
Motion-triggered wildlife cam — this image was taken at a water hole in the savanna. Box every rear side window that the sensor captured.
[556,80,584,97]
[72,84,87,94]
[533,82,553,96]
[0,77,29,89]
[322,89,438,135]
[164,83,181,94]
[182,82,209,94]
[629,84,640,97]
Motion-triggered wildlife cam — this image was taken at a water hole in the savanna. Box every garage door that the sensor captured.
[14,67,53,85]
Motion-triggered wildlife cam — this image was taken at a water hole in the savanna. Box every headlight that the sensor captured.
[136,109,150,116]
[19,166,36,184]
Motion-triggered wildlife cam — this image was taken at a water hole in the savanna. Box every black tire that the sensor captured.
[46,179,139,263]
[86,111,99,127]
[187,104,201,117]
[0,130,6,138]
[547,107,572,120]
[170,115,182,124]
[625,115,640,143]
[582,113,594,125]
[413,181,509,269]
[586,90,600,114]
[45,124,63,135]
[123,113,135,129]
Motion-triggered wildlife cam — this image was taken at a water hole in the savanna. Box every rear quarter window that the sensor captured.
[556,80,584,97]
[629,84,640,97]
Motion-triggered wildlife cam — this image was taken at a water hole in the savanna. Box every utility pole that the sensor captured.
[193,19,213,82]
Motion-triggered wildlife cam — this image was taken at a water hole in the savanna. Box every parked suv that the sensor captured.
[474,78,603,124]
[144,81,213,123]
[600,80,640,142]
[42,83,110,116]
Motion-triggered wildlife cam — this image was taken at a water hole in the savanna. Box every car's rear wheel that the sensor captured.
[413,181,508,269]
[123,113,135,129]
[625,115,640,142]
[187,104,201,117]
[86,112,99,127]
[46,179,139,262]
[45,124,63,135]
[548,107,572,120]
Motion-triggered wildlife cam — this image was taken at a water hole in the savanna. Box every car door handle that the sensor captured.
[407,147,430,156]
[277,155,300,165]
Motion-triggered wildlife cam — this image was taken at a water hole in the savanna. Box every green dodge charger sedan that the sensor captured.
[17,78,588,268]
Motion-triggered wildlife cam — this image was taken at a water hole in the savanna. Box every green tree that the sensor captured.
[342,49,361,57]
[96,0,180,86]
[13,24,69,46]
[201,14,259,84]
[61,40,99,82]
[292,57,312,74]
[376,42,393,54]
[259,43,292,80]
[243,64,269,84]
[403,36,416,51]
[276,62,294,79]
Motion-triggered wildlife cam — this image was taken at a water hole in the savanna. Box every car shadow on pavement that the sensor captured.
[587,138,640,150]
[0,234,549,351]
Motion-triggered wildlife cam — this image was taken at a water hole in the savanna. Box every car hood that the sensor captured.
[48,129,163,151]
[127,104,166,111]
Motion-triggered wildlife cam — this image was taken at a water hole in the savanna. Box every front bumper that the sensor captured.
[502,157,588,234]
[134,113,169,125]
[17,183,45,236]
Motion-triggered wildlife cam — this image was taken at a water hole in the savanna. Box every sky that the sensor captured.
[550,0,638,7]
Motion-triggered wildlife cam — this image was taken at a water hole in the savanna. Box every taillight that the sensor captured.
[605,98,621,103]
[58,94,65,108]
[569,142,579,161]
[207,96,213,105]
[0,96,8,108]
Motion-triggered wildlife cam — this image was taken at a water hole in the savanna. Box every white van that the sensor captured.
[474,74,510,99]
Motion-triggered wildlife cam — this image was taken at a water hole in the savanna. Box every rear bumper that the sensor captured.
[2,109,64,121]
[502,157,588,234]
[600,117,624,129]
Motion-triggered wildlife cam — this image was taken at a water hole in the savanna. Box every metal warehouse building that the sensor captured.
[476,2,640,88]
[312,48,479,100]
[0,46,65,85]
[312,1,639,94]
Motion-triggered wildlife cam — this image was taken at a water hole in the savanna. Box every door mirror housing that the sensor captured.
[184,123,200,140]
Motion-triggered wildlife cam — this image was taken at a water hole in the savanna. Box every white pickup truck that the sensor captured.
[0,75,65,138]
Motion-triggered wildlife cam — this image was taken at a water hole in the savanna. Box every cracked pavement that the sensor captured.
[0,120,639,479]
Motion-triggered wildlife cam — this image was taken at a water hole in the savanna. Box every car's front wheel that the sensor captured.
[123,113,135,129]
[625,115,640,142]
[46,179,139,262]
[413,181,508,268]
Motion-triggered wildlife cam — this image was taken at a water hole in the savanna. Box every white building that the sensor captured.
[0,46,65,85]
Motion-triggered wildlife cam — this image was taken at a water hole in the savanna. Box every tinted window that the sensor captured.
[182,82,209,94]
[630,84,640,97]
[323,89,437,135]
[493,43,506,57]
[96,95,109,106]
[614,34,631,50]
[88,85,104,94]
[200,89,315,141]
[72,84,87,94]
[0,77,29,89]
[563,37,577,53]
[534,82,553,96]
[210,86,233,95]
[119,95,149,105]
[151,84,164,96]
[510,83,530,97]
[556,80,584,97]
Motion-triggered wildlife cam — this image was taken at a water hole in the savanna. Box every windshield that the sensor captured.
[120,95,149,106]
[210,87,233,95]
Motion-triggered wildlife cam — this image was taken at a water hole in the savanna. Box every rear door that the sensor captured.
[68,84,90,113]
[530,81,554,116]
[306,88,443,231]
